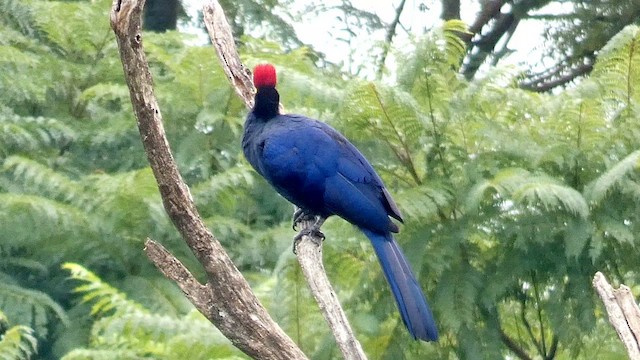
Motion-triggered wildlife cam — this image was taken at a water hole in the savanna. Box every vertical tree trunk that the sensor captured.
[143,0,181,32]
[441,0,460,20]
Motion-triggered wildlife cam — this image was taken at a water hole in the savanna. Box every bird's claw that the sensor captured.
[292,208,315,231]
[292,227,325,254]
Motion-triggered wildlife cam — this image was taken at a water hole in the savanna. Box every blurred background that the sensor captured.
[0,0,639,359]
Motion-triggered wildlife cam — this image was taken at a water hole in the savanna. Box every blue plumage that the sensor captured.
[242,65,438,341]
[362,229,438,341]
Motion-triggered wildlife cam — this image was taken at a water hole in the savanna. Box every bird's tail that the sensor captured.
[360,228,438,341]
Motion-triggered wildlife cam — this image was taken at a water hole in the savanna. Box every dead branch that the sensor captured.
[593,271,640,360]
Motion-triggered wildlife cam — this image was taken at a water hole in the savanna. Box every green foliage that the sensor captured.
[219,0,303,48]
[298,21,640,360]
[2,0,640,358]
[0,111,75,158]
[536,1,640,90]
[0,0,261,356]
[0,0,41,39]
[0,327,37,360]
[0,282,67,338]
[0,311,38,360]
[585,149,640,203]
[61,264,244,360]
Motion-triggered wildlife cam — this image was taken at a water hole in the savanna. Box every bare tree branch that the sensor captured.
[498,326,533,360]
[376,0,407,79]
[460,0,551,80]
[202,2,254,109]
[294,218,367,360]
[110,0,306,358]
[480,304,534,360]
[520,61,594,92]
[144,239,211,310]
[593,272,640,360]
[202,2,367,358]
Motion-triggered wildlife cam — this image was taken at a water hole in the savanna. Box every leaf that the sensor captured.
[514,180,589,219]
[0,324,37,360]
[442,19,470,69]
[585,150,640,203]
[2,156,83,205]
[564,219,592,258]
[63,263,144,317]
[395,184,453,220]
[0,282,68,337]
[601,218,635,245]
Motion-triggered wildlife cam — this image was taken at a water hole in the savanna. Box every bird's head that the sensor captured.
[251,64,280,118]
[253,64,277,88]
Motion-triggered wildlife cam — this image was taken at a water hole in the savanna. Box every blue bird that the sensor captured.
[242,64,438,341]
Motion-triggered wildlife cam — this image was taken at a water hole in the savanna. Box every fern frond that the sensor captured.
[271,259,326,349]
[395,184,453,221]
[0,256,47,276]
[513,180,589,218]
[585,150,640,203]
[591,25,640,110]
[0,193,91,249]
[276,67,345,114]
[323,243,368,294]
[465,178,496,212]
[79,83,132,123]
[30,0,112,61]
[0,282,67,337]
[0,323,37,360]
[62,266,243,359]
[493,168,532,193]
[442,19,470,69]
[0,0,43,40]
[2,156,84,205]
[396,23,466,92]
[63,263,145,317]
[203,216,254,248]
[342,82,424,144]
[192,164,255,211]
[433,264,481,332]
[92,311,226,347]
[0,114,75,156]
[82,168,171,238]
[340,82,426,183]
[466,168,588,217]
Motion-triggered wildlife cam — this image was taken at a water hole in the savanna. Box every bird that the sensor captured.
[242,63,438,341]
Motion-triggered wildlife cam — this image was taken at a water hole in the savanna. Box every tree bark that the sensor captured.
[460,0,552,80]
[293,218,367,360]
[593,272,640,360]
[441,0,460,20]
[110,0,306,358]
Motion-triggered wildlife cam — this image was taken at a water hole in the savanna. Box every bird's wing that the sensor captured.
[315,121,404,224]
[258,116,337,212]
[259,115,402,230]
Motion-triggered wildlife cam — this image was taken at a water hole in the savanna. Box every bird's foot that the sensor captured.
[292,208,316,230]
[293,227,325,254]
